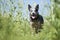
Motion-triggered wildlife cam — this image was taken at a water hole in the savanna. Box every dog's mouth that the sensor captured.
[30,13,38,19]
[31,15,37,19]
[31,16,36,19]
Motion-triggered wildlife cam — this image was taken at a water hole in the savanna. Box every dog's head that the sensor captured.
[28,4,39,19]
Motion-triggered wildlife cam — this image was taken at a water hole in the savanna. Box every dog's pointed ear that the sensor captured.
[35,4,39,11]
[28,4,31,11]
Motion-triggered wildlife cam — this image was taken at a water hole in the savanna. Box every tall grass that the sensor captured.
[0,10,59,40]
[0,0,60,40]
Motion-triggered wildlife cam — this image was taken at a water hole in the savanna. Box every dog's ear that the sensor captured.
[28,4,31,11]
[35,4,39,11]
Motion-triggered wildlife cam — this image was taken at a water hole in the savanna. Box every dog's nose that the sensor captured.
[32,13,35,16]
[32,13,34,15]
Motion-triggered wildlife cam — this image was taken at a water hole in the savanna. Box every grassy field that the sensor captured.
[0,0,60,40]
[0,12,59,40]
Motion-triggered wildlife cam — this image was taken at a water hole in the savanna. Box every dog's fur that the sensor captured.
[28,4,44,33]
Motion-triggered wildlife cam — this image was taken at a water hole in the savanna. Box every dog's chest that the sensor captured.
[30,21,41,28]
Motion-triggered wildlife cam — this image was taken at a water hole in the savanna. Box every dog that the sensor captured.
[28,4,44,34]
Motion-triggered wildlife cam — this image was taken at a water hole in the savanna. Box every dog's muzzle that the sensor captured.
[31,13,37,19]
[31,13,35,19]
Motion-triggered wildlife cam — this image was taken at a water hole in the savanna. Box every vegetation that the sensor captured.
[0,0,60,40]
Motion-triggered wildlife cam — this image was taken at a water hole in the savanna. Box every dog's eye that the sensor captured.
[35,9,38,12]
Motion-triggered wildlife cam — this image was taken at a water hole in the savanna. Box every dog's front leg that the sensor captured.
[30,26,35,36]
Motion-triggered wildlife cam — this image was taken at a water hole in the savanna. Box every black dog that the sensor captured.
[28,4,44,34]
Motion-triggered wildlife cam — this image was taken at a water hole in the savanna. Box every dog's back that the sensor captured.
[38,15,44,24]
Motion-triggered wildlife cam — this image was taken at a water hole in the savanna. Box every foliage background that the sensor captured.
[0,0,60,40]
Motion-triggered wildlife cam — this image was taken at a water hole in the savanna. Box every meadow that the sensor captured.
[0,0,60,40]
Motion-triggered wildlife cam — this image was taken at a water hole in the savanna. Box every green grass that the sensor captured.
[0,13,59,40]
